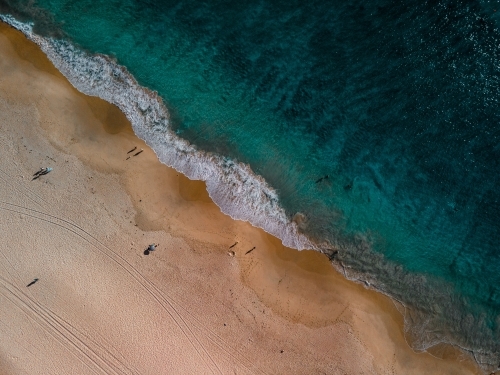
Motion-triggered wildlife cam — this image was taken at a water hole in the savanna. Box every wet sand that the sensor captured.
[0,21,485,374]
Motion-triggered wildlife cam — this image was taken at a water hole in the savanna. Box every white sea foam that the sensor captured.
[5,15,500,372]
[0,14,320,252]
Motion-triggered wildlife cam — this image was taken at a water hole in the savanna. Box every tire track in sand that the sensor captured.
[0,275,139,375]
[0,201,265,375]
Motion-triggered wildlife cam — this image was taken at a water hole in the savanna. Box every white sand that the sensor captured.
[0,22,483,374]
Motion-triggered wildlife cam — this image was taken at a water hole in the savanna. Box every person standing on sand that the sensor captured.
[26,278,39,287]
[144,243,159,255]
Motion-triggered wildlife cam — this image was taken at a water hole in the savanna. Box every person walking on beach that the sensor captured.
[144,243,159,255]
[32,167,52,180]
[26,278,39,287]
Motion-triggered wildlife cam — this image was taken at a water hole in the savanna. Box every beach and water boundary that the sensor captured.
[0,13,497,374]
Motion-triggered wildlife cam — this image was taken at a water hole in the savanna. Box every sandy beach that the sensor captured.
[0,21,485,374]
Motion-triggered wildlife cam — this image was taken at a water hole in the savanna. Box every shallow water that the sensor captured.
[2,0,500,369]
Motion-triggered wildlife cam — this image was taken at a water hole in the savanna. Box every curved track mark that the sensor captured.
[0,201,267,374]
[0,167,49,208]
[0,275,140,375]
[0,202,223,375]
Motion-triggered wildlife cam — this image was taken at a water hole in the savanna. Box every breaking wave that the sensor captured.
[0,14,319,252]
[2,14,499,373]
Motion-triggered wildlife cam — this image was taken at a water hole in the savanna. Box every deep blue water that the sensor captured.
[2,0,500,368]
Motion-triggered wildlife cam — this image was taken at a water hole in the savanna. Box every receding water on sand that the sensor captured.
[2,0,500,370]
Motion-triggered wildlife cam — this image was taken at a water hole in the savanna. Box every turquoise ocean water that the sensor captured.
[1,0,500,369]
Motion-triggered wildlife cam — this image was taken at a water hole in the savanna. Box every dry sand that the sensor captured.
[0,21,486,374]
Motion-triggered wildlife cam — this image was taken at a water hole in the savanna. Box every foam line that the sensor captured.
[3,15,498,372]
[0,14,323,253]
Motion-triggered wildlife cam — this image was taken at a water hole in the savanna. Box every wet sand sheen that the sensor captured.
[0,21,484,374]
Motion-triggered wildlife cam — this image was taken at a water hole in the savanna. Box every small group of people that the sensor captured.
[125,146,143,160]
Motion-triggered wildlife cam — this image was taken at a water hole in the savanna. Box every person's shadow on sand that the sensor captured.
[143,243,158,256]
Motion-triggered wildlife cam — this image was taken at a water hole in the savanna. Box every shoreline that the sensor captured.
[0,14,317,253]
[3,15,498,370]
[0,20,485,374]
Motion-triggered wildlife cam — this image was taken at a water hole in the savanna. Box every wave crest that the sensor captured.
[0,14,318,252]
[3,14,499,373]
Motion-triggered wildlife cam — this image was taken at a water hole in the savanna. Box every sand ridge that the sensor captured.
[0,21,485,374]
